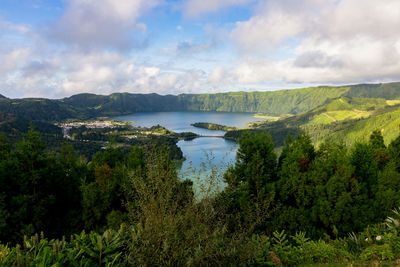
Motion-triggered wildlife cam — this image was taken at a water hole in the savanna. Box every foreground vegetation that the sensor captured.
[2,215,400,266]
[1,127,400,265]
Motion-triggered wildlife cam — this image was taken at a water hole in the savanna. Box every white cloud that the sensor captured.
[120,68,207,94]
[320,0,400,39]
[50,0,159,49]
[0,45,213,98]
[0,48,31,72]
[184,0,252,17]
[207,66,225,84]
[231,0,335,52]
[229,0,400,85]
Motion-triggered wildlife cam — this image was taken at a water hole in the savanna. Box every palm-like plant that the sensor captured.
[385,207,400,231]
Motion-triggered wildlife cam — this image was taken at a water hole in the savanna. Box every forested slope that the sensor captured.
[0,98,92,121]
[178,86,349,114]
[2,82,400,122]
[345,82,400,99]
[60,82,400,116]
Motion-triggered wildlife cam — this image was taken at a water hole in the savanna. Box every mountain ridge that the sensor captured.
[1,82,400,122]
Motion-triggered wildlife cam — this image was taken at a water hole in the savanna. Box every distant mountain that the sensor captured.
[61,93,183,115]
[0,94,6,99]
[0,97,92,121]
[60,82,400,116]
[1,82,400,122]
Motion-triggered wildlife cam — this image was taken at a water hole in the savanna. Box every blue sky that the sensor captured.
[1,0,400,98]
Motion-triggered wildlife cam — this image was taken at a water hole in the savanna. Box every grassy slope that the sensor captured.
[309,107,400,146]
[307,97,390,125]
[300,97,400,145]
[227,96,400,147]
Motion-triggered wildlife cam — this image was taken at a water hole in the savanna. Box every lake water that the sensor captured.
[114,111,265,190]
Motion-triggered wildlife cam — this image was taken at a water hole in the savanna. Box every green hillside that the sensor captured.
[345,82,400,99]
[0,98,92,121]
[253,96,388,128]
[1,82,400,122]
[177,86,349,115]
[305,106,400,146]
[307,97,396,125]
[61,93,183,115]
[302,98,400,145]
[235,96,400,147]
[60,82,400,116]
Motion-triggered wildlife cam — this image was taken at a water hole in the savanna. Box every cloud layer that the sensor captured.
[228,0,400,85]
[1,0,400,98]
[50,0,158,50]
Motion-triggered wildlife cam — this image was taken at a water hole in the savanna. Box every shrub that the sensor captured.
[0,227,128,266]
[360,244,395,261]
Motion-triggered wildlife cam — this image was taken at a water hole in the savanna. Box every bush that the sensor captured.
[360,244,394,261]
[0,226,128,266]
[255,231,351,266]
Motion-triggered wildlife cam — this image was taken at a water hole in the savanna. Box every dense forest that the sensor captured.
[1,128,400,265]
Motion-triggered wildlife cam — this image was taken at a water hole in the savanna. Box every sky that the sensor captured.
[1,0,400,98]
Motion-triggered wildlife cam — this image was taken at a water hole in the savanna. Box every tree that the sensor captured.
[369,129,388,169]
[228,131,277,195]
[311,140,358,236]
[219,131,277,233]
[274,132,317,235]
[81,144,148,231]
[0,133,10,161]
[388,135,400,171]
[0,129,85,243]
[369,129,385,150]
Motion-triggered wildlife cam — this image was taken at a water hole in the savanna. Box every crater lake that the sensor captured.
[114,111,266,190]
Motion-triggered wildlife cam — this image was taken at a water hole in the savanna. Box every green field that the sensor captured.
[227,95,400,147]
[308,110,372,125]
